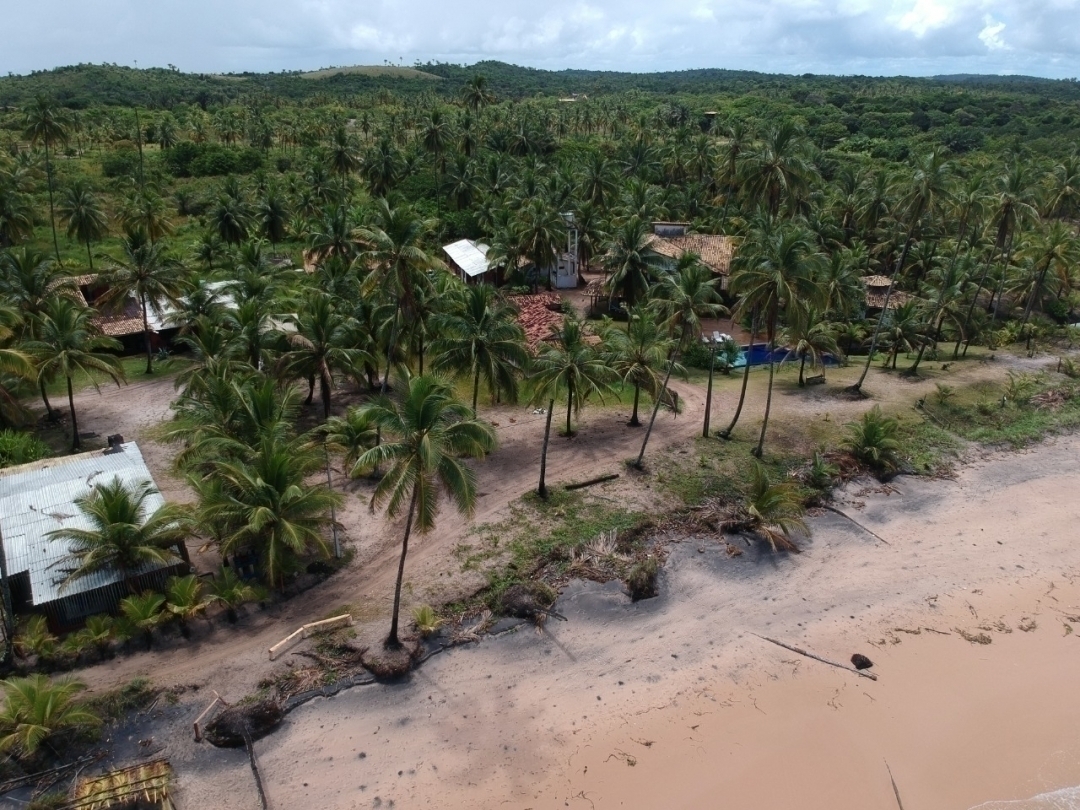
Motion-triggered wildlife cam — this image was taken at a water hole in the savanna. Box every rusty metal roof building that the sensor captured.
[0,443,176,620]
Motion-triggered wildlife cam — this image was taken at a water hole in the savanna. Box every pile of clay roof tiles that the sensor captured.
[508,292,564,348]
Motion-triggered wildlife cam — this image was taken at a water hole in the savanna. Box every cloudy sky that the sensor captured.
[4,0,1079,78]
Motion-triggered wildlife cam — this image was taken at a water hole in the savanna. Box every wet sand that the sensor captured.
[242,435,1080,810]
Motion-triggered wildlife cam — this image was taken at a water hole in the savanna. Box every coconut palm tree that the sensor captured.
[119,592,166,650]
[24,298,125,451]
[22,96,69,265]
[532,312,615,439]
[729,224,825,457]
[0,182,35,247]
[640,253,726,457]
[1017,220,1080,337]
[600,306,676,427]
[98,229,189,374]
[854,149,952,392]
[196,435,342,590]
[421,109,451,212]
[0,307,35,426]
[0,675,100,759]
[782,307,842,386]
[843,406,902,473]
[57,180,109,271]
[461,75,495,112]
[350,375,497,647]
[738,120,815,220]
[327,125,360,200]
[165,574,212,638]
[278,292,372,419]
[356,200,442,389]
[47,477,188,594]
[515,198,566,291]
[881,300,926,370]
[737,462,808,552]
[256,187,289,250]
[603,216,662,309]
[430,284,529,415]
[323,406,380,476]
[207,566,264,623]
[210,193,250,246]
[120,190,172,245]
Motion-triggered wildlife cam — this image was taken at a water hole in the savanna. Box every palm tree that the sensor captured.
[844,406,902,474]
[323,407,380,475]
[421,109,450,212]
[0,307,35,426]
[881,300,925,370]
[737,462,808,552]
[119,592,166,650]
[603,216,662,309]
[0,675,99,759]
[515,198,566,291]
[461,75,495,112]
[1017,220,1079,337]
[729,224,824,457]
[327,125,360,200]
[350,375,497,647]
[256,187,289,250]
[47,477,188,594]
[278,292,371,419]
[196,435,342,590]
[739,121,815,220]
[165,574,211,638]
[600,306,676,427]
[98,229,189,374]
[356,200,442,389]
[210,194,250,246]
[207,566,264,623]
[57,180,108,271]
[854,149,952,392]
[25,298,125,451]
[782,307,842,386]
[430,284,529,414]
[22,96,69,265]
[0,182,36,247]
[120,190,173,245]
[532,312,615,439]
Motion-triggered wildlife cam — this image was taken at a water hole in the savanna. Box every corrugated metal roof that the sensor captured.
[0,443,173,606]
[443,239,492,278]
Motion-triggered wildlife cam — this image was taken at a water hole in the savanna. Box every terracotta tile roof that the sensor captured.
[508,293,564,349]
[645,233,735,276]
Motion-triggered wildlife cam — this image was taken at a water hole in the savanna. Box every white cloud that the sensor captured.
[979,15,1009,50]
[894,0,955,37]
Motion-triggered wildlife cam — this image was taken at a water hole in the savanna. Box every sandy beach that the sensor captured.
[233,434,1080,810]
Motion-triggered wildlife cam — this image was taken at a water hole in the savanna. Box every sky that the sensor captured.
[4,0,1079,79]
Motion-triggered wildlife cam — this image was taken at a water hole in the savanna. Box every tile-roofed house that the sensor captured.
[0,443,188,629]
[644,223,736,290]
[508,293,564,348]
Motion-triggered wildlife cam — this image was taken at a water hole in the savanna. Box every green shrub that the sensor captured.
[0,430,49,468]
[411,605,442,638]
[100,148,140,178]
[843,406,902,473]
[625,556,659,601]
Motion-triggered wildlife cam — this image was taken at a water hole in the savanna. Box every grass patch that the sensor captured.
[451,488,649,612]
[921,372,1080,447]
[83,677,158,724]
[896,415,964,475]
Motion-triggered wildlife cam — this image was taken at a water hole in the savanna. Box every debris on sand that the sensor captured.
[850,653,874,670]
[499,583,566,621]
[204,700,284,748]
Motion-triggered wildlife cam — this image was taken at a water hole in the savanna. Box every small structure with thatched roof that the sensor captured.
[862,275,912,312]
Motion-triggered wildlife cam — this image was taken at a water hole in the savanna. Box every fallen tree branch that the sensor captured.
[752,633,878,681]
[886,760,905,810]
[820,505,891,545]
[565,473,620,491]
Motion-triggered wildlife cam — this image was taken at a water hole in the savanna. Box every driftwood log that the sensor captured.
[564,473,620,491]
[753,633,878,681]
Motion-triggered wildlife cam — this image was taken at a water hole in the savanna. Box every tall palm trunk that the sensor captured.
[702,345,717,437]
[990,236,1018,324]
[955,241,1003,359]
[719,316,757,439]
[140,293,153,374]
[40,379,55,420]
[45,138,62,267]
[852,227,916,393]
[634,348,676,470]
[85,238,94,271]
[1019,254,1055,339]
[538,398,555,499]
[565,385,574,437]
[752,328,777,458]
[387,486,419,649]
[471,368,481,416]
[909,227,971,375]
[630,383,642,427]
[320,375,332,420]
[798,352,807,387]
[67,375,79,452]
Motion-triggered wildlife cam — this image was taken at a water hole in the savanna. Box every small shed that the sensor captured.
[862,275,911,312]
[0,443,188,630]
[442,239,494,284]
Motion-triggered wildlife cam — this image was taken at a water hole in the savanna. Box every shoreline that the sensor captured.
[224,434,1080,810]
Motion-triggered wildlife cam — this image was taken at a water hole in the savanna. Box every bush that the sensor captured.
[0,430,49,468]
[411,605,441,638]
[100,149,140,179]
[843,406,902,474]
[163,143,263,177]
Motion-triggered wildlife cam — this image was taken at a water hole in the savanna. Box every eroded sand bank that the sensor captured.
[248,436,1080,810]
